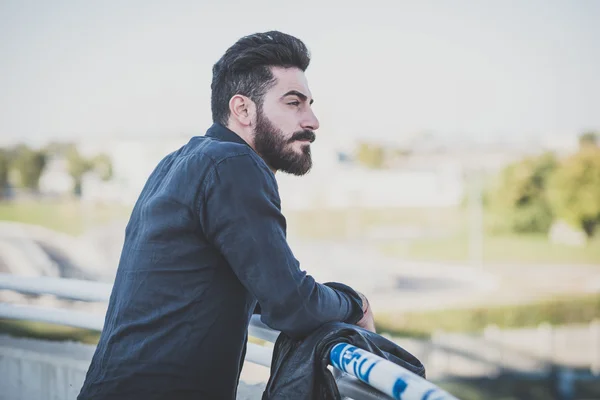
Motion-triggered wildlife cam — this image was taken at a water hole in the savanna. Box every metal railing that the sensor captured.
[0,273,458,400]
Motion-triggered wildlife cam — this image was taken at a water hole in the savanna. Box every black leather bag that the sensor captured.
[262,322,426,400]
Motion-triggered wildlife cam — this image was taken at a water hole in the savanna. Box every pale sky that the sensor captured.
[1,0,599,145]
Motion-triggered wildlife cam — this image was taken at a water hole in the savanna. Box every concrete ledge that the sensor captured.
[0,335,266,400]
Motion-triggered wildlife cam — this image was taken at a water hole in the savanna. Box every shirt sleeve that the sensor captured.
[199,154,363,339]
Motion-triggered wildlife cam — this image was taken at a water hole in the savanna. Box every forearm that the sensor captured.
[257,277,363,338]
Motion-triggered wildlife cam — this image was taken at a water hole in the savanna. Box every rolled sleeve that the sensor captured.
[199,154,363,338]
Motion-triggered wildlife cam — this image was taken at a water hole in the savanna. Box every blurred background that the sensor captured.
[1,0,599,399]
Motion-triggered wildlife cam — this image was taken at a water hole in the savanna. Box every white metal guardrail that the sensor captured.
[0,273,458,400]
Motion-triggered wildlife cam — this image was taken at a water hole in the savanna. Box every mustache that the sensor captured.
[288,130,316,143]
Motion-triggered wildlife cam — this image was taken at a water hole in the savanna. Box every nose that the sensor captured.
[301,108,320,131]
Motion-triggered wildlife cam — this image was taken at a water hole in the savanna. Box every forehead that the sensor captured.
[268,67,312,98]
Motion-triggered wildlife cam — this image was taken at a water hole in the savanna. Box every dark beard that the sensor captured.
[253,109,315,176]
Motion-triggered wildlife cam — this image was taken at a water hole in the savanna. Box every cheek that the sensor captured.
[266,105,300,133]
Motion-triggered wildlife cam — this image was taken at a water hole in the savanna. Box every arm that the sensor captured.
[199,154,364,339]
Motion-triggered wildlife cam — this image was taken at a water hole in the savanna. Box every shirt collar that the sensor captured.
[205,123,250,147]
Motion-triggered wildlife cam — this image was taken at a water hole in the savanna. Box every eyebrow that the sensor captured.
[282,90,314,105]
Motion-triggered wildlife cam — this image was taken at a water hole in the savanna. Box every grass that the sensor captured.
[2,200,599,264]
[285,206,464,239]
[374,292,600,338]
[380,232,600,264]
[437,377,554,400]
[0,319,274,348]
[0,319,100,344]
[0,199,130,235]
[436,375,600,400]
[288,206,600,264]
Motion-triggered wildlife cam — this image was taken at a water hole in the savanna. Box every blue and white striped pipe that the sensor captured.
[330,343,459,400]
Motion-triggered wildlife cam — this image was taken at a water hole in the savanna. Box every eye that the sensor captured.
[287,101,300,107]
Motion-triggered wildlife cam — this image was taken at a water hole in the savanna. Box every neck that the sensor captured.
[225,123,254,150]
[224,122,277,175]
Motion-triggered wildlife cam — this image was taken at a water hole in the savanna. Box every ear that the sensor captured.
[228,95,256,127]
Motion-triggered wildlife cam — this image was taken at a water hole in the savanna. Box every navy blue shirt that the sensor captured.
[78,123,364,400]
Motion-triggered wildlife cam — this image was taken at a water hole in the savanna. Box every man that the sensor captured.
[78,31,375,400]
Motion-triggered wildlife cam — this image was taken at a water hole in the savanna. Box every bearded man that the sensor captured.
[78,31,375,400]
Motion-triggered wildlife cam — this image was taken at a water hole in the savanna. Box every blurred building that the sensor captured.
[79,136,189,204]
[71,129,564,208]
[38,156,73,197]
[277,134,465,210]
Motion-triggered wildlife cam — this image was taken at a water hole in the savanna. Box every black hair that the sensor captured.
[210,31,311,125]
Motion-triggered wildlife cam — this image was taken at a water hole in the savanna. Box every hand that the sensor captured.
[356,291,376,333]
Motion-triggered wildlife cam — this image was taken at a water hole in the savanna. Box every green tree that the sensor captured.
[66,146,92,195]
[578,131,598,149]
[487,152,557,234]
[12,145,47,190]
[44,141,74,157]
[547,145,600,237]
[0,148,9,198]
[91,153,113,181]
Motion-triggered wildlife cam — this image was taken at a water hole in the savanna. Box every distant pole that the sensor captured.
[468,169,483,267]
